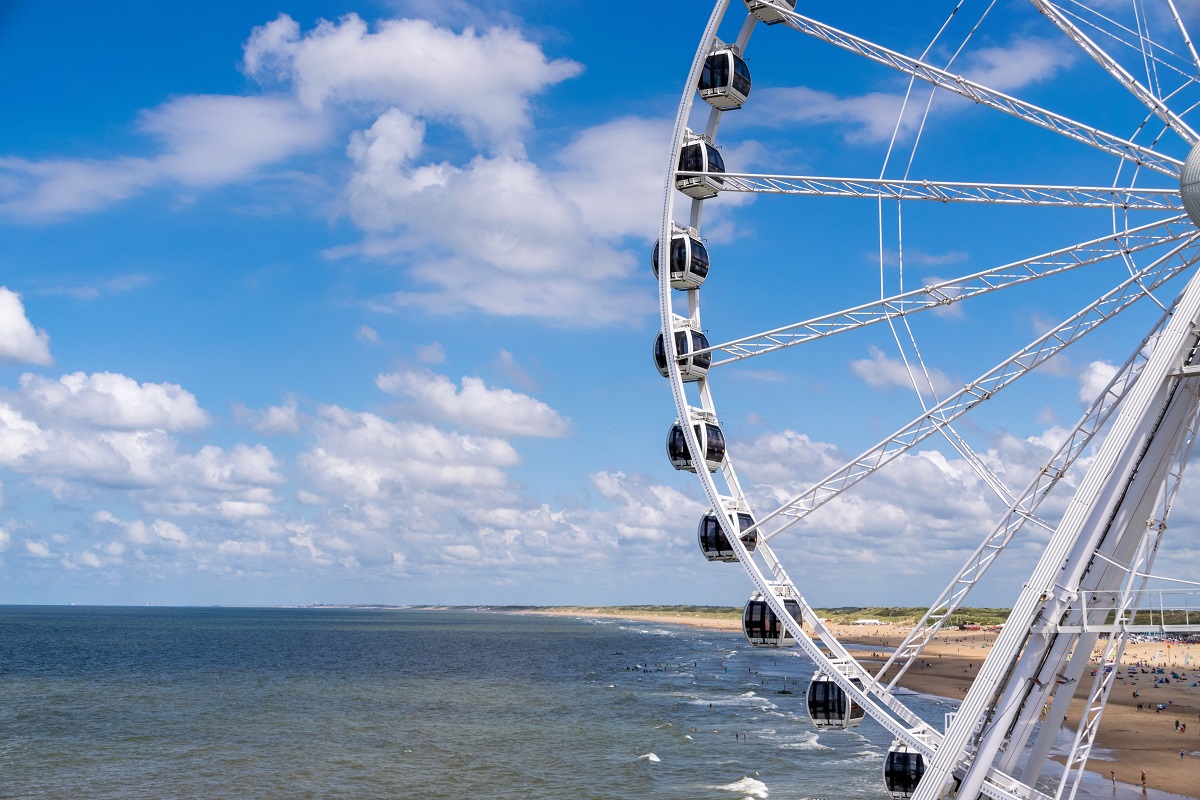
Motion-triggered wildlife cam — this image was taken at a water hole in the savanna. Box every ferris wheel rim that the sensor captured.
[659,3,1200,799]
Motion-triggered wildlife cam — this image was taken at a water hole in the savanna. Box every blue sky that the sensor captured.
[1,0,1199,607]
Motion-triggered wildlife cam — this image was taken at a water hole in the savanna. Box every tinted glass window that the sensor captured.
[732,56,752,96]
[706,424,726,461]
[678,143,702,172]
[706,145,725,173]
[667,426,689,462]
[670,238,688,275]
[692,332,711,370]
[699,53,729,92]
[653,334,667,375]
[691,240,710,277]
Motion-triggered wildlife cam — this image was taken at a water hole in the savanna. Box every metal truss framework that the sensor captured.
[658,3,1200,800]
[677,172,1183,209]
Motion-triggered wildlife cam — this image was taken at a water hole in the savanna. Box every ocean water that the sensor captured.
[0,607,1175,800]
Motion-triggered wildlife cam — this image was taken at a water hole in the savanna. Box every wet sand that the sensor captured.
[515,610,1200,798]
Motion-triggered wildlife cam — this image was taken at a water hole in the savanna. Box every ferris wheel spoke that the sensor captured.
[752,234,1200,543]
[1053,0,1200,85]
[1032,1,1199,143]
[772,8,1183,176]
[1166,0,1200,75]
[695,172,1183,208]
[878,304,1171,687]
[701,215,1191,365]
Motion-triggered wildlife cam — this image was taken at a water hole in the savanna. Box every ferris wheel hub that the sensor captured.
[1179,141,1200,227]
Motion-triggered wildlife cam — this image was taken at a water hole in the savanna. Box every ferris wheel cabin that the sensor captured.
[676,132,725,199]
[744,0,797,24]
[667,418,726,473]
[699,46,752,110]
[883,741,926,799]
[654,323,711,382]
[741,594,801,646]
[807,672,867,729]
[652,226,709,290]
[697,507,758,562]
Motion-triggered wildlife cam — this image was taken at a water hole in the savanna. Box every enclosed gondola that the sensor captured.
[666,416,726,473]
[807,672,867,729]
[883,741,925,799]
[654,320,711,382]
[745,0,797,24]
[697,503,758,562]
[652,225,709,290]
[676,132,725,199]
[741,593,801,646]
[699,46,752,110]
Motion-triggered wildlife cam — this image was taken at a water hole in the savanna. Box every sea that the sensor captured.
[0,607,1184,800]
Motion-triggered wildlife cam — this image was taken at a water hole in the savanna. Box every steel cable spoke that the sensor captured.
[1033,1,1199,143]
[771,8,1183,176]
[876,303,1172,688]
[755,235,1200,543]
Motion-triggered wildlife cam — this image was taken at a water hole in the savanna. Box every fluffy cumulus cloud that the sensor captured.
[1077,360,1118,405]
[0,288,52,365]
[728,426,1051,593]
[342,108,649,324]
[10,372,207,431]
[850,345,956,395]
[376,369,569,437]
[242,14,582,147]
[1,12,660,326]
[0,371,279,509]
[301,404,520,500]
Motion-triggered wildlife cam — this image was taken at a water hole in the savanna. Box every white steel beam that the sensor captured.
[686,172,1183,209]
[705,217,1191,365]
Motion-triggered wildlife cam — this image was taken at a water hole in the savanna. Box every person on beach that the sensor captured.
[1140,769,1146,788]
[1110,771,1116,787]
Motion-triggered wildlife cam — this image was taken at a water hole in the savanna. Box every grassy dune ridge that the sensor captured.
[488,605,1011,626]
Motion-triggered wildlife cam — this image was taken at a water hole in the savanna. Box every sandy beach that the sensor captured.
[516,609,1200,798]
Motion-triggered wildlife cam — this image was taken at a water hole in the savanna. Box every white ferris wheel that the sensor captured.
[657,2,1200,799]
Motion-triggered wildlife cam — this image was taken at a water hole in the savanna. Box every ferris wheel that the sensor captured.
[658,2,1200,799]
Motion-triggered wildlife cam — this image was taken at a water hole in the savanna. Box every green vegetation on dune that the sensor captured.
[486,605,1011,626]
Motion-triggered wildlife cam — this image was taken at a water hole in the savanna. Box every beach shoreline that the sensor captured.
[504,608,1200,799]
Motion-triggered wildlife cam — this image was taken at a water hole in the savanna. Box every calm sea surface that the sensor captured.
[0,607,1168,800]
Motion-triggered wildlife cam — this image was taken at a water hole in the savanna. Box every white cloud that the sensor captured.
[0,97,329,220]
[342,110,647,324]
[739,37,1077,144]
[301,404,520,499]
[138,94,330,186]
[553,116,670,240]
[356,325,379,343]
[417,342,446,364]
[0,527,8,551]
[239,399,300,435]
[243,14,582,148]
[850,346,955,395]
[0,288,52,365]
[376,369,569,437]
[1077,360,1118,404]
[962,38,1078,93]
[24,540,51,558]
[39,273,153,301]
[12,372,207,431]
